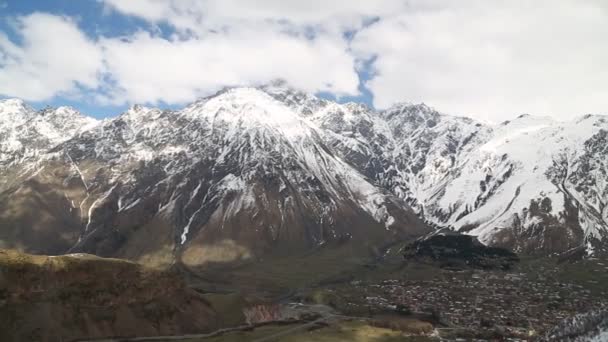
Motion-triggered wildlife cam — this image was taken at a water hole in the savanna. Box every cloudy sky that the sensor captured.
[1,0,607,121]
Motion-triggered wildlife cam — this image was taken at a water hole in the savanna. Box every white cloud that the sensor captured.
[0,13,103,101]
[3,1,608,122]
[100,0,406,35]
[95,0,394,105]
[352,0,608,121]
[1,4,365,106]
[98,26,359,105]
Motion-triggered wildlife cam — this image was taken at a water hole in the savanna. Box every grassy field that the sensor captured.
[187,242,374,297]
[200,293,248,328]
[181,320,437,342]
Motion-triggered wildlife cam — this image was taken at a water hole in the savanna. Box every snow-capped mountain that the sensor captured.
[0,84,606,264]
[0,99,98,167]
[263,85,608,256]
[425,114,608,255]
[0,89,427,267]
[310,97,608,255]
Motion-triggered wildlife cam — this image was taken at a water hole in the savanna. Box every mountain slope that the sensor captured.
[0,101,99,254]
[0,99,97,171]
[0,89,428,268]
[261,87,608,256]
[0,249,218,341]
[430,114,608,255]
[268,89,608,256]
[0,85,607,260]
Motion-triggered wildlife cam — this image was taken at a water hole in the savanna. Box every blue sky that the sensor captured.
[1,1,608,121]
[0,0,375,118]
[0,0,204,117]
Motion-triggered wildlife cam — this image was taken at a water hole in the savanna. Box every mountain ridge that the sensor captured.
[0,85,607,263]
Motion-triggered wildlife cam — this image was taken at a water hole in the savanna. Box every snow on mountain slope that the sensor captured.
[0,99,98,169]
[0,99,36,127]
[425,114,608,254]
[271,93,491,217]
[1,85,607,260]
[380,103,492,212]
[262,87,608,255]
[0,88,427,266]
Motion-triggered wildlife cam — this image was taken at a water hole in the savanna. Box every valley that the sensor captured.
[1,85,608,341]
[58,248,607,341]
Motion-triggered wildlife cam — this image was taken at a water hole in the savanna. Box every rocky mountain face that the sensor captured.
[0,99,97,171]
[0,89,428,268]
[273,88,608,256]
[0,84,606,266]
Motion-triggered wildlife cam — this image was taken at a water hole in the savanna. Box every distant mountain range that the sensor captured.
[0,83,606,266]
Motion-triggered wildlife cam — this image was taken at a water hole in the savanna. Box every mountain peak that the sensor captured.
[380,102,443,128]
[35,106,99,131]
[184,87,309,139]
[575,113,608,125]
[0,98,28,107]
[124,103,154,117]
[0,98,37,127]
[497,113,556,129]
[39,105,81,118]
[258,83,328,116]
[383,102,438,116]
[0,98,33,112]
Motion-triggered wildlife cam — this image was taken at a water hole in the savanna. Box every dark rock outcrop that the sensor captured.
[403,229,519,270]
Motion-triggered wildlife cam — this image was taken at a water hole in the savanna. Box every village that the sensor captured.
[308,257,608,339]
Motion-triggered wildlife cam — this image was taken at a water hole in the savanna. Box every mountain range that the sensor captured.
[1,83,606,268]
